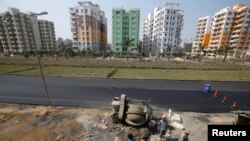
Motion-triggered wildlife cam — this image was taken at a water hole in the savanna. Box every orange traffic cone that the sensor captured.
[111,83,115,90]
[213,90,218,97]
[221,96,227,104]
[231,101,238,110]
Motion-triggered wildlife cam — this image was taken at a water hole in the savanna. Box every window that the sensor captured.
[116,48,119,51]
[116,11,120,14]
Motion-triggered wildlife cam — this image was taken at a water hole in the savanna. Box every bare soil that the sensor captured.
[0,104,240,141]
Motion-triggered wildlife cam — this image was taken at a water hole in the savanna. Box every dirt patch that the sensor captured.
[0,104,245,141]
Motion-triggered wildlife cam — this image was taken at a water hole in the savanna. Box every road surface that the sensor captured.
[0,75,249,112]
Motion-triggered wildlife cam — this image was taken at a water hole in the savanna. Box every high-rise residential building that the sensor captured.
[69,1,107,52]
[192,16,213,55]
[230,4,250,56]
[38,20,56,51]
[182,38,194,53]
[209,7,234,50]
[0,7,42,53]
[57,37,72,48]
[143,3,184,56]
[193,3,250,57]
[0,7,56,54]
[112,8,140,53]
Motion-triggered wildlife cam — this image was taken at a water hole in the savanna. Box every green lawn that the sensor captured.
[1,56,250,81]
[1,64,250,81]
[11,66,114,78]
[0,65,36,74]
[112,69,250,81]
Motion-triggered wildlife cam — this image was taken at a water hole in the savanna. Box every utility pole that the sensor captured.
[29,12,51,106]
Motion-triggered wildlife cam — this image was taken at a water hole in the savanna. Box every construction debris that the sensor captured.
[0,102,245,141]
[231,111,250,125]
[170,113,182,123]
[171,121,185,130]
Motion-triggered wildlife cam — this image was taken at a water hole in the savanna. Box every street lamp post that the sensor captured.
[29,12,51,106]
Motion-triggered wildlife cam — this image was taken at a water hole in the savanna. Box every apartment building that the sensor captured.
[112,8,140,53]
[193,3,250,57]
[230,4,250,57]
[192,16,213,55]
[143,3,184,56]
[0,7,56,54]
[0,7,42,54]
[69,1,107,52]
[209,7,234,50]
[57,37,72,48]
[38,20,56,51]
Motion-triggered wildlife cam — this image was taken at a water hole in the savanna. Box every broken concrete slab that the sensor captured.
[171,121,185,130]
[171,113,182,123]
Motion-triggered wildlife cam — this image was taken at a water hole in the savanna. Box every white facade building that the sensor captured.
[192,16,213,55]
[209,7,234,50]
[143,3,184,56]
[69,1,107,52]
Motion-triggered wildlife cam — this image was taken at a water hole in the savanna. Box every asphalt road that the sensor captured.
[0,75,249,113]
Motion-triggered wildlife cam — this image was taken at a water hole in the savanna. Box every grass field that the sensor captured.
[0,65,36,74]
[1,56,250,81]
[1,65,114,78]
[112,69,250,81]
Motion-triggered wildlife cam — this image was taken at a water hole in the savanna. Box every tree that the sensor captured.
[23,51,29,60]
[13,46,19,54]
[107,44,113,61]
[196,44,205,62]
[166,44,172,62]
[212,48,219,63]
[58,42,75,60]
[122,37,135,61]
[23,46,30,60]
[51,47,59,60]
[220,45,232,63]
[136,40,143,61]
[4,46,10,55]
[60,46,69,60]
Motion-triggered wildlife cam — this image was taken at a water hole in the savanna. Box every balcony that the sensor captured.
[231,34,240,38]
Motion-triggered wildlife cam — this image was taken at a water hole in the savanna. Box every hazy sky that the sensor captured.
[1,0,249,43]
